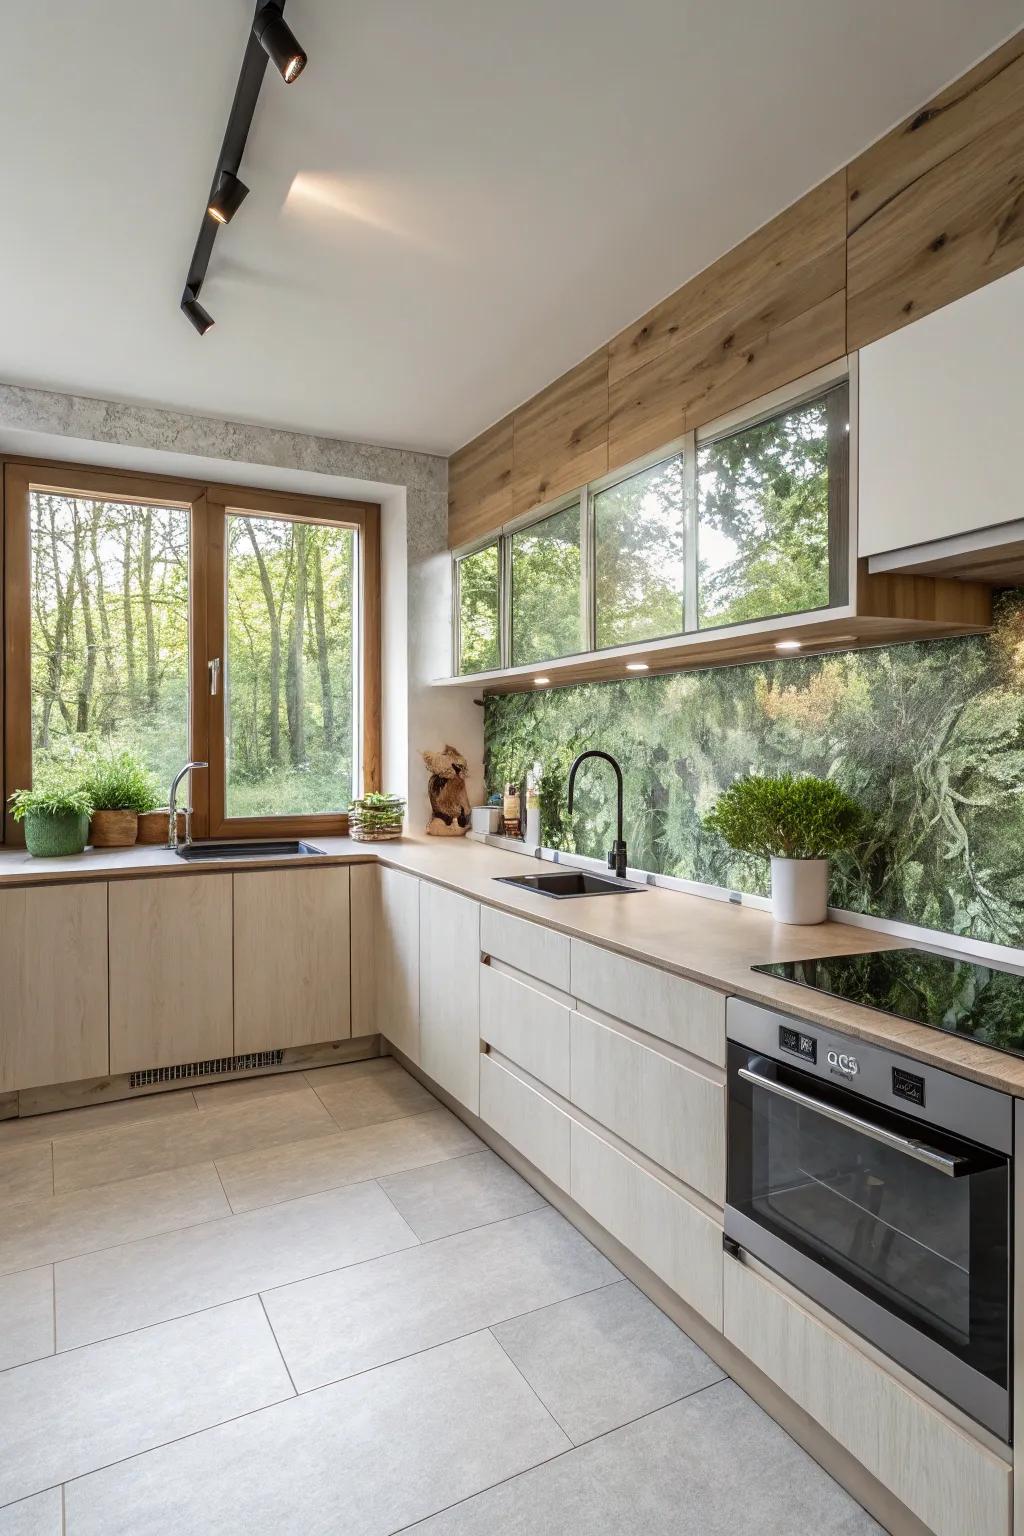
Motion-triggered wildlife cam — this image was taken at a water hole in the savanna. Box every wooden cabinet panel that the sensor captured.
[570,1121,722,1328]
[569,1012,724,1203]
[480,1053,571,1191]
[0,883,108,1092]
[570,940,726,1067]
[448,417,515,550]
[350,863,378,1039]
[480,963,571,1096]
[419,882,480,1112]
[109,875,233,1074]
[511,350,609,517]
[724,1257,1010,1536]
[233,868,351,1053]
[377,866,420,1063]
[479,905,570,991]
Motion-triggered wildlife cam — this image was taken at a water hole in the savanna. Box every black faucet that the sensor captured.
[567,750,628,879]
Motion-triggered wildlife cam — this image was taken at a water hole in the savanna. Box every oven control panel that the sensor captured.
[892,1066,926,1107]
[778,1024,816,1063]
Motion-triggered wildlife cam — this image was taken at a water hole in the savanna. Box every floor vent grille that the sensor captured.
[129,1050,284,1088]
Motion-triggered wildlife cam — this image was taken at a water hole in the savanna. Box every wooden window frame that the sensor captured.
[2,458,381,845]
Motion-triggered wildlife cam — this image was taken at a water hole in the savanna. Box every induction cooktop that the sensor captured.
[752,948,1024,1061]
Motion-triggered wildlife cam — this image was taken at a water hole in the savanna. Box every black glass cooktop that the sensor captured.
[753,948,1024,1061]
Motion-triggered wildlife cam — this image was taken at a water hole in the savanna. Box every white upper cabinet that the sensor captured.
[858,265,1024,560]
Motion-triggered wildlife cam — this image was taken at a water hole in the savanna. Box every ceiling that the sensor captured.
[2,2,1020,456]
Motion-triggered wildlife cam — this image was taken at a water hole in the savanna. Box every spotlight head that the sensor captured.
[253,4,307,83]
[181,287,214,335]
[208,170,249,225]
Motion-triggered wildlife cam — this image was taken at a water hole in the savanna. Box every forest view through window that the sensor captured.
[225,513,356,817]
[30,492,190,792]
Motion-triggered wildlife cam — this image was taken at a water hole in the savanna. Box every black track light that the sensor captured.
[208,170,249,225]
[181,287,214,335]
[253,4,307,84]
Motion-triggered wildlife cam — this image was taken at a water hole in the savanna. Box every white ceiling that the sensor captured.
[2,2,1019,456]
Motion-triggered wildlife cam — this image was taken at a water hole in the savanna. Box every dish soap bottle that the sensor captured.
[525,762,542,847]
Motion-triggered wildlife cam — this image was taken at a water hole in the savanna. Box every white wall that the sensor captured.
[0,383,483,830]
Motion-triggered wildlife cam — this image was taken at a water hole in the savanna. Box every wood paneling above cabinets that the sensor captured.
[449,29,1024,551]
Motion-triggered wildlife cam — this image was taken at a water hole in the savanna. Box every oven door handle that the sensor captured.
[738,1064,973,1178]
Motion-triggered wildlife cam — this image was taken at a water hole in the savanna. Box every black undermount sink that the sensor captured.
[494,870,646,898]
[175,840,325,861]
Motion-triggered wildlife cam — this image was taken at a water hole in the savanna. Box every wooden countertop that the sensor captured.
[2,834,1023,1096]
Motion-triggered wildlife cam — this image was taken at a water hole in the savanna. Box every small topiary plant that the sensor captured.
[703,773,863,861]
[82,752,160,814]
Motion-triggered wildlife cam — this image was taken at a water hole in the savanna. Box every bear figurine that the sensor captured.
[422,744,472,836]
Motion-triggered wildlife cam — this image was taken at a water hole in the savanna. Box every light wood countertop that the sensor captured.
[2,834,1022,1095]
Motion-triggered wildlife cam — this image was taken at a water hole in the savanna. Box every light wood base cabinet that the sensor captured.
[375,866,421,1063]
[479,962,571,1097]
[569,939,726,1067]
[419,882,480,1113]
[0,883,108,1092]
[479,1053,571,1190]
[570,1121,723,1330]
[233,867,351,1052]
[724,1256,1010,1536]
[109,874,233,1074]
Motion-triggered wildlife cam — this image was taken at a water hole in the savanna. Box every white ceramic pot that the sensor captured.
[770,857,830,925]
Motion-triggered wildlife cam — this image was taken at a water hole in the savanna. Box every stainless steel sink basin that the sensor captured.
[175,839,325,862]
[494,870,646,898]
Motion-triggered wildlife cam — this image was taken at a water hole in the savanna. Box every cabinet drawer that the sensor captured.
[724,1258,1010,1536]
[570,940,725,1067]
[570,1122,722,1329]
[569,1012,724,1203]
[480,963,571,1096]
[481,906,570,991]
[480,1054,571,1191]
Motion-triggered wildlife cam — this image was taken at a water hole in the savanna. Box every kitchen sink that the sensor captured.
[175,839,326,861]
[494,870,646,898]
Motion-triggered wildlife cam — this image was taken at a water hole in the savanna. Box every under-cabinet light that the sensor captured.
[533,676,550,687]
[626,662,649,671]
[775,640,803,651]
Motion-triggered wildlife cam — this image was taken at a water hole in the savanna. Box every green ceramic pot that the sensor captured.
[22,808,90,857]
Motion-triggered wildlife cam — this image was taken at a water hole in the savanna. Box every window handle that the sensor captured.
[208,658,221,696]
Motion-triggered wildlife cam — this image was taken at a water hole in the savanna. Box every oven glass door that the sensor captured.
[727,1045,1010,1399]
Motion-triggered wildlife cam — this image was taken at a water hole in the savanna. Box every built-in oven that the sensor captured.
[726,997,1013,1442]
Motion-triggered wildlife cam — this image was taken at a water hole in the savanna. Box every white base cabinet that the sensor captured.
[724,1256,1010,1536]
[419,882,480,1113]
[480,1053,571,1190]
[375,866,421,1063]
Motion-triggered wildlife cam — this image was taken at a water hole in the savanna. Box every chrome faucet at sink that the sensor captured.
[166,760,207,851]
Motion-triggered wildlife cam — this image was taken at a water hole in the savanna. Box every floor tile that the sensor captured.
[0,1267,53,1371]
[192,1072,312,1110]
[56,1181,417,1348]
[303,1057,397,1088]
[408,1380,883,1535]
[0,1296,292,1507]
[311,1065,437,1130]
[0,1145,52,1211]
[0,1163,229,1276]
[217,1105,481,1213]
[263,1206,617,1391]
[65,1331,569,1536]
[0,1091,196,1146]
[52,1090,337,1194]
[379,1148,546,1240]
[0,1489,62,1536]
[492,1279,725,1443]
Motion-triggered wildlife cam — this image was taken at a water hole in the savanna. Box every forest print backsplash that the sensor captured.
[484,593,1024,949]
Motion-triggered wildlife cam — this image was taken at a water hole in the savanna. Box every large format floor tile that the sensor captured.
[0,1163,229,1277]
[52,1090,337,1194]
[0,1489,62,1536]
[310,1066,437,1130]
[0,1297,292,1507]
[65,1331,570,1536]
[192,1071,312,1110]
[217,1106,481,1212]
[409,1380,883,1535]
[0,1090,197,1146]
[0,1144,52,1212]
[263,1206,617,1391]
[56,1181,418,1348]
[0,1267,54,1371]
[379,1148,546,1240]
[303,1057,397,1089]
[492,1279,725,1444]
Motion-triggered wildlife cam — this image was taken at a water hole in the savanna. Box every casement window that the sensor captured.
[2,462,380,841]
[452,371,849,674]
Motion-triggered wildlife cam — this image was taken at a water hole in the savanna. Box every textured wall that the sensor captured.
[485,593,1024,946]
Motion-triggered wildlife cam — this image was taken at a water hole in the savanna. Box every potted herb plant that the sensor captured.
[348,792,406,842]
[8,785,93,858]
[82,751,159,848]
[704,773,863,925]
